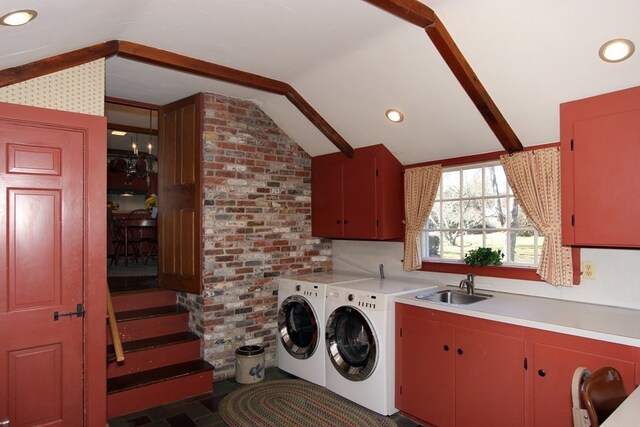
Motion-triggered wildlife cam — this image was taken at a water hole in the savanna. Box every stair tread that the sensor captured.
[107,332,199,356]
[115,305,188,321]
[110,286,172,297]
[107,359,214,394]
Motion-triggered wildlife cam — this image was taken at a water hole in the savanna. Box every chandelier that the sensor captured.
[126,109,156,185]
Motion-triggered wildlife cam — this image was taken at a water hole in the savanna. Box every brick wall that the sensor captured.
[177,93,331,380]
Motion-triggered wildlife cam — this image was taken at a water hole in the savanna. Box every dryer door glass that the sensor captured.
[278,296,318,359]
[326,306,377,381]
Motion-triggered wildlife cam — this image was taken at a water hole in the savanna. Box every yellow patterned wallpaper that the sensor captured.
[0,59,104,116]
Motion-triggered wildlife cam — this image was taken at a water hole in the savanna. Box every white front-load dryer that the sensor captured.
[276,273,370,386]
[324,279,436,415]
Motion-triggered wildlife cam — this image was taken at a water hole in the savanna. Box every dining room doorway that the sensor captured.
[105,99,159,292]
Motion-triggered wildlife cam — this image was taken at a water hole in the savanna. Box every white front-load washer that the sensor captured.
[276,273,370,386]
[324,279,436,415]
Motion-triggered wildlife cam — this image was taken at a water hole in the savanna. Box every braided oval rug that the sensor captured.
[219,379,398,427]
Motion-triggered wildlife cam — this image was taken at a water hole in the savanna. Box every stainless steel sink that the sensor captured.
[415,289,492,305]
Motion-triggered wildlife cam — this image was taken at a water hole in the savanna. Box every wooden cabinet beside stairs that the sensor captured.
[561,85,640,247]
[311,144,403,240]
[396,303,637,427]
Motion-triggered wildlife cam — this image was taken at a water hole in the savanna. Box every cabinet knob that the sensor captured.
[344,219,349,224]
[457,348,463,355]
[538,369,546,377]
[336,220,341,224]
[443,345,449,352]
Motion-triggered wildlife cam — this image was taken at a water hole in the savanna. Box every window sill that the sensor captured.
[420,261,543,281]
[421,247,581,284]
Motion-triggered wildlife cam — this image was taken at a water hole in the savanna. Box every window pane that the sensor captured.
[442,231,462,260]
[442,201,460,229]
[462,168,482,198]
[442,170,460,199]
[509,231,538,264]
[462,199,483,229]
[428,202,441,229]
[484,165,508,196]
[462,230,483,258]
[509,198,534,228]
[485,198,508,229]
[425,231,441,258]
[484,230,507,255]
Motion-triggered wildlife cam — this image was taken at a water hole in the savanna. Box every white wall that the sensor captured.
[332,240,640,310]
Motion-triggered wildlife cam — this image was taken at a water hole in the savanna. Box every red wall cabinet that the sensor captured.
[311,144,403,240]
[560,86,640,247]
[396,304,525,427]
[526,328,636,427]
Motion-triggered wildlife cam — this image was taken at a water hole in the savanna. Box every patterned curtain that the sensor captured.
[500,147,573,286]
[403,165,442,271]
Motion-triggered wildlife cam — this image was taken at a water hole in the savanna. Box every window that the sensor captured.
[422,161,543,267]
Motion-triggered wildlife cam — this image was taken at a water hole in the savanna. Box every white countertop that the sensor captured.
[601,386,640,426]
[395,286,640,347]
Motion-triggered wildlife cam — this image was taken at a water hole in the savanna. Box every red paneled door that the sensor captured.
[0,110,86,425]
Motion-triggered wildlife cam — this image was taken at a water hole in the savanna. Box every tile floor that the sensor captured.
[108,367,424,426]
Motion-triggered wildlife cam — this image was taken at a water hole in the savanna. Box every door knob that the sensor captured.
[538,369,546,377]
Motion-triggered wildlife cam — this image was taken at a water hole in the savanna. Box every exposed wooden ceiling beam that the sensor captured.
[363,0,524,153]
[0,40,354,158]
[116,41,354,157]
[0,41,119,88]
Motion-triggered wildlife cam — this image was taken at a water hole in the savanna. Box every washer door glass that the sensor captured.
[278,296,318,359]
[326,306,377,381]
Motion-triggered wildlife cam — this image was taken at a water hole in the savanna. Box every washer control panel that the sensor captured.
[327,289,386,311]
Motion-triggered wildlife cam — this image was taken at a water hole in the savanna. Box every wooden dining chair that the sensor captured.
[107,208,143,265]
[573,366,628,427]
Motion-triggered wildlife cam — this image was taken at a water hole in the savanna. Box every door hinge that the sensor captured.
[54,303,85,321]
[571,138,574,151]
[524,357,528,370]
[376,168,379,177]
[571,214,575,226]
[399,327,402,337]
[376,219,379,227]
[399,385,403,396]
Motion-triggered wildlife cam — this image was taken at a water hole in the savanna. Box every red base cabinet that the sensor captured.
[396,304,638,427]
[396,304,525,427]
[311,144,403,240]
[526,329,636,427]
[561,85,640,247]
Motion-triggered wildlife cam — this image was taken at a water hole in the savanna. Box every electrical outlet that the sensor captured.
[582,261,595,280]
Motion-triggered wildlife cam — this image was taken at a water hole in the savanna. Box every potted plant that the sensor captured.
[464,247,504,267]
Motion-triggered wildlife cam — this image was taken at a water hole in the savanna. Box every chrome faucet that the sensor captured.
[459,273,475,295]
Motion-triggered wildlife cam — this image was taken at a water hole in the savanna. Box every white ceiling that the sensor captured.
[1,0,639,164]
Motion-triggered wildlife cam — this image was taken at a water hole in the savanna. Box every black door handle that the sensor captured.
[457,348,463,355]
[54,303,85,321]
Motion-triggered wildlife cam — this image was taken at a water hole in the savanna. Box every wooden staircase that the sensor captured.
[107,288,214,418]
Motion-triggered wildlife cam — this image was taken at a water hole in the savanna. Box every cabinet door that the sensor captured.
[531,342,635,427]
[396,306,455,427]
[455,326,525,427]
[311,158,343,238]
[572,109,640,246]
[342,152,377,238]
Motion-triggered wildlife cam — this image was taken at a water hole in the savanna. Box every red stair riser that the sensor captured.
[107,371,214,418]
[111,290,176,312]
[108,340,201,378]
[108,313,189,344]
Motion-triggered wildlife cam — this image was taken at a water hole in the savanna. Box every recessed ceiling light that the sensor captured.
[0,10,37,26]
[111,130,127,136]
[385,109,404,123]
[599,38,635,63]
